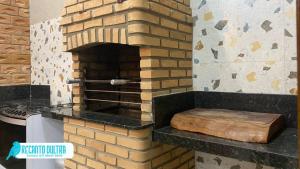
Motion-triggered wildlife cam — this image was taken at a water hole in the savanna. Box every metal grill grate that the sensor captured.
[69,44,142,119]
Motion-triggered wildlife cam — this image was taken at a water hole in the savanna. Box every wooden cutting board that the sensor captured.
[171,108,284,143]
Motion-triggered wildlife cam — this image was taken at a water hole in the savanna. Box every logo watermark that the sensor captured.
[6,141,74,160]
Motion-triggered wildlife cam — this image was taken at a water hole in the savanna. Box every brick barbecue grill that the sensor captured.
[61,0,193,121]
[61,0,195,168]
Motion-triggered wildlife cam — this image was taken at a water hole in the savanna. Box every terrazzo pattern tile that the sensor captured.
[30,17,72,105]
[196,152,274,169]
[191,0,296,168]
[192,0,297,95]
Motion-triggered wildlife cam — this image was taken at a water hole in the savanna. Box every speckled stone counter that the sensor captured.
[152,91,298,169]
[0,99,50,115]
[0,85,51,116]
[153,127,297,169]
[41,106,153,130]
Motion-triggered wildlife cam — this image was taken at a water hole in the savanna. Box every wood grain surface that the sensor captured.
[171,108,284,143]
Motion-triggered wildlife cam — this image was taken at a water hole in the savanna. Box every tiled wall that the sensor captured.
[192,0,297,95]
[30,17,72,105]
[196,152,273,169]
[0,0,30,85]
[192,0,296,168]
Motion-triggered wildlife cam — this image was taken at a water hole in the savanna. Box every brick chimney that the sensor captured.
[61,0,194,168]
[60,0,193,121]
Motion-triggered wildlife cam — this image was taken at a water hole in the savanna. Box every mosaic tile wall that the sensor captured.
[196,152,274,169]
[192,0,297,95]
[30,17,72,105]
[192,0,296,168]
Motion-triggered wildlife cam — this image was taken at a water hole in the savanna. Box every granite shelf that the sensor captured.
[152,91,298,169]
[153,126,297,169]
[41,106,153,130]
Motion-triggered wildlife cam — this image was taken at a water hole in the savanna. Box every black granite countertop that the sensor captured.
[1,99,50,108]
[0,85,153,130]
[0,98,51,116]
[153,127,297,169]
[0,85,51,116]
[41,106,153,130]
[152,91,298,169]
[40,105,72,120]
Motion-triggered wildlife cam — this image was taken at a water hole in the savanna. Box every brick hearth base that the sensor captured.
[64,117,194,169]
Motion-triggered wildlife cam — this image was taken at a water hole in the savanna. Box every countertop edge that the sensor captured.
[153,126,298,169]
[41,109,154,130]
[65,114,154,130]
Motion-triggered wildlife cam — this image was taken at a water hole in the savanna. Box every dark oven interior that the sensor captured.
[76,44,141,119]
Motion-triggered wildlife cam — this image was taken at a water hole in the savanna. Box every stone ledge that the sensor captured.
[153,126,298,169]
[42,106,153,130]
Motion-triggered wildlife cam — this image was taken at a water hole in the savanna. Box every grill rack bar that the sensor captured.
[67,79,140,85]
[85,98,142,105]
[85,89,141,95]
[85,79,140,84]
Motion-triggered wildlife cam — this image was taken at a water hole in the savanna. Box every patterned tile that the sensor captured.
[196,152,274,169]
[192,0,296,95]
[191,0,296,168]
[30,17,72,105]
